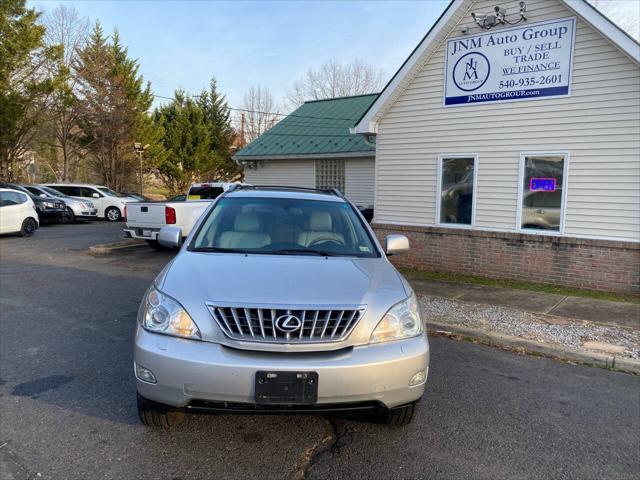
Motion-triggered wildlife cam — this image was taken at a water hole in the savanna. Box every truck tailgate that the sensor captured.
[126,203,167,227]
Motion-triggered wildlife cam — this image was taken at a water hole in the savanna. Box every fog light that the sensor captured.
[135,363,157,384]
[409,369,427,387]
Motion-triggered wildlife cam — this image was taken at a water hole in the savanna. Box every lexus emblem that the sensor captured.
[275,314,302,333]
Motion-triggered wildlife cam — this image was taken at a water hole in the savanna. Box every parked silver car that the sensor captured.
[134,186,429,428]
[22,185,97,222]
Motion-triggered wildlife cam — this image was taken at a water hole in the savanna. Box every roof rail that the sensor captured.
[230,185,343,197]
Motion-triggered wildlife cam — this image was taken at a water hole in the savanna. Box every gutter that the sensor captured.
[233,151,375,162]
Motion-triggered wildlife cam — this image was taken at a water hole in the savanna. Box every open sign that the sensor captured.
[530,178,557,192]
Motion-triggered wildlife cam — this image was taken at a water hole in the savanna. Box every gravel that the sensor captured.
[419,295,640,360]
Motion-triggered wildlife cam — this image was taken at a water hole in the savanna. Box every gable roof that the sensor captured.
[353,0,640,134]
[234,94,378,160]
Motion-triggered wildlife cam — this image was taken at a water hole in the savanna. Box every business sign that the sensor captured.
[530,178,556,192]
[444,17,576,106]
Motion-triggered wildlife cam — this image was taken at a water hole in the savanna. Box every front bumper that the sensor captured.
[124,227,160,240]
[134,327,429,410]
[70,206,98,218]
[39,208,66,221]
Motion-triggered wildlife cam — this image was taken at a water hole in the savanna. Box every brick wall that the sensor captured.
[373,224,640,294]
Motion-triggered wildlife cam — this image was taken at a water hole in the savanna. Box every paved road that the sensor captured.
[1,222,638,479]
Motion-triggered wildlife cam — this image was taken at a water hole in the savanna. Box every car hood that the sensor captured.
[157,251,410,349]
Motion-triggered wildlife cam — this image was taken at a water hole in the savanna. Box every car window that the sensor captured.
[25,186,43,196]
[80,187,100,197]
[98,187,127,197]
[0,191,27,206]
[52,186,80,196]
[41,186,68,198]
[191,197,378,257]
[187,186,224,200]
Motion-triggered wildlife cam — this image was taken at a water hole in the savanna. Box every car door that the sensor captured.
[0,191,27,233]
[79,187,105,217]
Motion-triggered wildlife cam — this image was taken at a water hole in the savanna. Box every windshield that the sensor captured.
[41,186,68,198]
[191,197,378,257]
[98,187,127,197]
[188,185,224,200]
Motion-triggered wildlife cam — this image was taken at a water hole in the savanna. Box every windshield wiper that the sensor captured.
[269,248,338,257]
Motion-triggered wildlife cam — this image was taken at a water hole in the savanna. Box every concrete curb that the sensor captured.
[88,239,146,255]
[427,320,640,375]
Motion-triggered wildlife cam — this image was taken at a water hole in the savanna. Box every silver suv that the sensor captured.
[134,186,429,427]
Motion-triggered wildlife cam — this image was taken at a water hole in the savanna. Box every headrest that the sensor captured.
[310,212,332,231]
[234,213,260,232]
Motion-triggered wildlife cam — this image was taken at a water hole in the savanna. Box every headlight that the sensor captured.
[43,201,55,208]
[370,292,423,343]
[141,286,201,339]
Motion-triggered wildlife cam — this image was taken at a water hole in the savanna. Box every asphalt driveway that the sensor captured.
[0,222,638,479]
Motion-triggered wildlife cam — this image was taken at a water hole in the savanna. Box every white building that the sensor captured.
[235,94,378,209]
[353,0,640,293]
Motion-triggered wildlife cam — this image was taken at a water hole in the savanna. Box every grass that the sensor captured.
[399,267,640,304]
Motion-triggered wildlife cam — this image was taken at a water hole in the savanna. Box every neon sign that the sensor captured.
[530,178,556,192]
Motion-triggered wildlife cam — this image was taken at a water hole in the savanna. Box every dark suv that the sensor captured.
[0,183,67,224]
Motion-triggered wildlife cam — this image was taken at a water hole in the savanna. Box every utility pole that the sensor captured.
[240,113,246,147]
[134,143,150,195]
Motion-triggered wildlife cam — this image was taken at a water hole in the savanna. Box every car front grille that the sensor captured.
[206,303,366,343]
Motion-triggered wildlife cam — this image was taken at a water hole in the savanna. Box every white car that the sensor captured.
[44,183,132,221]
[124,182,239,248]
[23,185,98,222]
[0,188,39,236]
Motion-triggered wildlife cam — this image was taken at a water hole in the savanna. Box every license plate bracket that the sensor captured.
[255,371,318,404]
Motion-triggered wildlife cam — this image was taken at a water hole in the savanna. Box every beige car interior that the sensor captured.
[217,213,271,249]
[216,211,344,249]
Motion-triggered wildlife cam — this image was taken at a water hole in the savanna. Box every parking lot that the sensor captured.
[1,221,639,480]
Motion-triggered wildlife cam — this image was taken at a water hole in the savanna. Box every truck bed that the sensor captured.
[124,200,213,241]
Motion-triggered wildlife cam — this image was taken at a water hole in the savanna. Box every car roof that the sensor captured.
[225,187,345,203]
[0,187,29,194]
[43,183,106,188]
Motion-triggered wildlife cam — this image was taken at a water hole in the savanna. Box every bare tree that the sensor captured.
[284,59,386,110]
[238,86,279,144]
[589,0,639,40]
[42,4,90,181]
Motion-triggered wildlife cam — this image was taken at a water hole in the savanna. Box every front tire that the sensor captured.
[105,207,122,222]
[19,218,37,237]
[137,393,185,429]
[375,401,419,426]
[147,240,170,251]
[61,208,74,224]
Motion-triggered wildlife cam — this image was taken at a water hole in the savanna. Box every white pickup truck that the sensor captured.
[124,182,238,248]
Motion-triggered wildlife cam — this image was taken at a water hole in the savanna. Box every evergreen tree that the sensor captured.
[197,78,242,181]
[154,79,240,196]
[153,91,212,195]
[75,23,163,190]
[0,0,62,180]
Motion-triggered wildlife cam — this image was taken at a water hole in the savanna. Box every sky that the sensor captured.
[30,0,639,113]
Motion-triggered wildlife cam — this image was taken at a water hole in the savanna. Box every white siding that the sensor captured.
[244,160,316,188]
[345,158,375,207]
[374,0,640,241]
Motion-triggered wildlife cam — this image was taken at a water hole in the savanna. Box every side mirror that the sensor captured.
[40,193,47,197]
[92,192,100,198]
[158,226,182,248]
[385,234,410,255]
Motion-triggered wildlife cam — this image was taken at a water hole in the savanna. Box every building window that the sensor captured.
[316,159,345,193]
[519,153,567,232]
[437,155,476,226]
